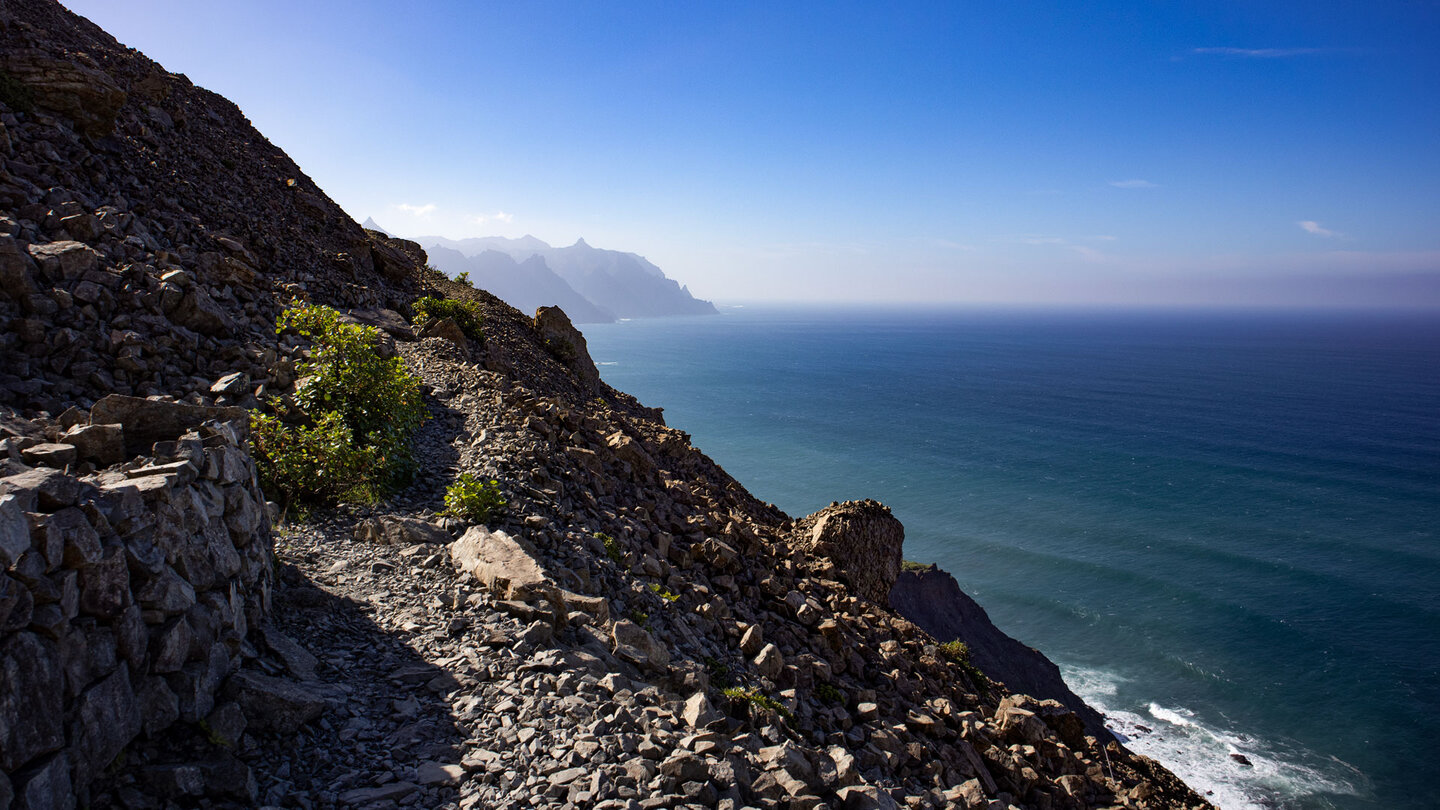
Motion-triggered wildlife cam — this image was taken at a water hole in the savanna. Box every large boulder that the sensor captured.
[795,500,903,604]
[533,306,600,387]
[449,527,566,624]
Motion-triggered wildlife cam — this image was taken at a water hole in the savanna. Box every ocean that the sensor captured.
[582,305,1440,810]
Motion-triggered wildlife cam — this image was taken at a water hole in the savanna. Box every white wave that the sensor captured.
[1062,666,1360,810]
[596,361,618,366]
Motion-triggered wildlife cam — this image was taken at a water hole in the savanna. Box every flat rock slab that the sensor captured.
[90,395,247,456]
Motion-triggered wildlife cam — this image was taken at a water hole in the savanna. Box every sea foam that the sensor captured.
[1064,666,1361,809]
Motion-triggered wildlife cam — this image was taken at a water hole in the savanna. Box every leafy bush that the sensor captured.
[251,412,380,505]
[442,473,506,522]
[455,271,470,286]
[648,582,680,603]
[723,687,794,723]
[939,639,986,684]
[597,532,623,563]
[413,296,484,340]
[252,303,427,506]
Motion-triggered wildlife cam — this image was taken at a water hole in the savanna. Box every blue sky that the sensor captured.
[65,1,1440,306]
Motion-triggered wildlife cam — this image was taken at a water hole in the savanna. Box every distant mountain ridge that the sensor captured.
[402,230,717,323]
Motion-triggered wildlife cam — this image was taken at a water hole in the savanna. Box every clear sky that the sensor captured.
[64,0,1440,307]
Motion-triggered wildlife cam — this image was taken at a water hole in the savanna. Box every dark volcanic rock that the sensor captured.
[890,564,1112,739]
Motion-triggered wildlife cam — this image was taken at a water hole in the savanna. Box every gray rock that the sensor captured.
[0,493,29,567]
[338,781,418,805]
[67,668,142,785]
[223,670,327,733]
[798,500,903,604]
[0,632,64,771]
[681,692,723,730]
[62,423,125,466]
[356,515,450,546]
[259,624,319,681]
[11,751,72,810]
[612,619,669,671]
[18,443,75,469]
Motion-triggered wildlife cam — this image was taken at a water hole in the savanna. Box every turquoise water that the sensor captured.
[583,306,1440,810]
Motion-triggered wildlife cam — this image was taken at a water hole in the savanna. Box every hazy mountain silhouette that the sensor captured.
[413,233,717,322]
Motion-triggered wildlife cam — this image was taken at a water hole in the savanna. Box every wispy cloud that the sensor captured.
[1298,220,1340,238]
[1109,179,1158,189]
[397,203,437,217]
[1192,47,1326,58]
[1085,235,1118,242]
[475,211,515,224]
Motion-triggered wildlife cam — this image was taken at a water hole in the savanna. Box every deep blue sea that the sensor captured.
[583,306,1440,810]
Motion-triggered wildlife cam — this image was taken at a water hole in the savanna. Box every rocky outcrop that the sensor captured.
[795,499,905,604]
[533,305,601,388]
[0,401,272,807]
[890,564,1111,738]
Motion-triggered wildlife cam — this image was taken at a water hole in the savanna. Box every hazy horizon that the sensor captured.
[66,1,1440,309]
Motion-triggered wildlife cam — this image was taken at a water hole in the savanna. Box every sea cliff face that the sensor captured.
[0,2,1211,808]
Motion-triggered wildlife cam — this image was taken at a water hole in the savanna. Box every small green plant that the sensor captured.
[597,532,623,563]
[723,687,794,723]
[413,296,484,340]
[901,559,932,572]
[251,303,427,507]
[627,608,648,627]
[455,271,471,286]
[939,639,986,684]
[814,682,843,704]
[648,583,680,603]
[442,473,506,522]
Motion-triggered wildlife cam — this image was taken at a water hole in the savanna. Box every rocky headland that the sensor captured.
[0,2,1213,809]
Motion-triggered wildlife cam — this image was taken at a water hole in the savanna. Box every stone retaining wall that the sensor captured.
[0,403,272,808]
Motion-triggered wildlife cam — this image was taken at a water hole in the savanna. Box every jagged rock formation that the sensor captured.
[890,566,1111,739]
[0,2,1214,809]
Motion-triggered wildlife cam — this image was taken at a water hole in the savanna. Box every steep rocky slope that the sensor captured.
[0,2,1214,809]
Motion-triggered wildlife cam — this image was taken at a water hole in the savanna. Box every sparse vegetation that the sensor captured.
[455,271,470,286]
[723,687,794,723]
[251,303,427,506]
[412,295,484,340]
[648,583,680,603]
[598,532,623,563]
[814,682,843,704]
[940,639,986,684]
[901,559,931,572]
[442,473,506,522]
[544,336,578,364]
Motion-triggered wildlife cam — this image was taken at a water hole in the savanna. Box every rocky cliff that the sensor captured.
[0,2,1212,809]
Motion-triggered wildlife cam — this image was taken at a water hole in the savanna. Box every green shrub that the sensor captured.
[597,532,623,563]
[648,582,680,603]
[442,473,506,522]
[252,303,427,506]
[723,687,794,723]
[251,411,380,505]
[939,639,986,684]
[413,296,483,340]
[455,271,470,286]
[901,559,931,572]
[814,682,843,704]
